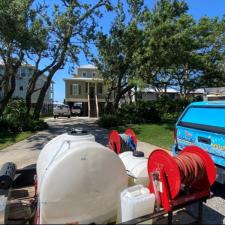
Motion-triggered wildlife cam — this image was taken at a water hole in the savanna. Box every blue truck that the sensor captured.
[172,101,225,184]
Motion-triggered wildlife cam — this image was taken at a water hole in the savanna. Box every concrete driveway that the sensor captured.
[0,117,158,169]
[0,117,109,168]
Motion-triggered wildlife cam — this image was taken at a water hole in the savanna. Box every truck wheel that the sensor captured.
[68,115,71,118]
[54,115,57,119]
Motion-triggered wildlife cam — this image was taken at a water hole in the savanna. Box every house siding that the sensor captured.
[77,68,99,78]
[64,64,114,117]
[65,80,107,101]
[0,64,53,114]
[65,80,88,100]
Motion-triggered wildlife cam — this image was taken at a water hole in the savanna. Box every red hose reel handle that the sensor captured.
[148,149,181,199]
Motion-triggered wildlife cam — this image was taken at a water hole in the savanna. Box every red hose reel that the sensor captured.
[148,145,216,212]
[108,128,137,154]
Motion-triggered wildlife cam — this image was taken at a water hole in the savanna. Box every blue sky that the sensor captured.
[53,0,225,103]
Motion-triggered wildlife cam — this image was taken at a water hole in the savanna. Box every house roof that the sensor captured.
[190,88,205,94]
[138,86,179,93]
[205,87,225,94]
[0,60,34,67]
[64,77,103,82]
[190,87,225,95]
[78,64,97,69]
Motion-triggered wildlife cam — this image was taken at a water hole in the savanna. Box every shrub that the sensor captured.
[136,101,161,122]
[98,114,125,128]
[153,96,192,119]
[117,101,161,124]
[98,96,195,128]
[1,98,48,132]
[29,119,48,131]
[99,101,162,128]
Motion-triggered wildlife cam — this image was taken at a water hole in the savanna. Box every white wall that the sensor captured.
[77,68,98,78]
[0,65,52,104]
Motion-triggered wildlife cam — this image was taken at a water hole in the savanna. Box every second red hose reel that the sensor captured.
[108,128,137,154]
[148,145,216,211]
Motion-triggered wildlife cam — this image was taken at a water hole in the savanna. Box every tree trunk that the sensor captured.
[113,92,123,111]
[26,74,39,114]
[0,75,16,116]
[104,90,113,113]
[33,75,53,119]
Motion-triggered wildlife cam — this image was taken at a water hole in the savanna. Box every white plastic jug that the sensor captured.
[120,185,155,223]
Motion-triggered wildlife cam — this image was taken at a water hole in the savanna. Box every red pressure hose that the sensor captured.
[175,152,205,185]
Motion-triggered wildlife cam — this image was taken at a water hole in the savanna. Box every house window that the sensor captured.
[93,72,96,77]
[82,72,86,77]
[97,83,103,94]
[28,68,33,75]
[72,84,81,96]
[20,86,23,91]
[21,68,26,77]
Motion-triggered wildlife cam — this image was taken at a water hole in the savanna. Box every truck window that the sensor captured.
[179,107,225,134]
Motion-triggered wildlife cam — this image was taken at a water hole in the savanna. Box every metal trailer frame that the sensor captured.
[120,199,206,225]
[2,165,211,225]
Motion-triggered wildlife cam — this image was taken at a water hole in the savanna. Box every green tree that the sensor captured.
[94,0,144,112]
[0,0,43,116]
[198,17,225,87]
[135,0,225,96]
[25,0,112,119]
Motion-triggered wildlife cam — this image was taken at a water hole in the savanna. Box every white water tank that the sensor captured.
[38,140,128,224]
[37,129,95,191]
[119,152,149,186]
[120,185,155,223]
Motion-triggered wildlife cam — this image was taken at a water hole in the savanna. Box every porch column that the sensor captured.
[88,82,90,117]
[95,82,99,117]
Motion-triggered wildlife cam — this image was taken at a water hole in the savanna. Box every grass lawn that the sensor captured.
[0,131,33,150]
[118,119,176,150]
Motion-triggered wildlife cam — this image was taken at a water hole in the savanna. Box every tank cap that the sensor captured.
[68,128,90,136]
[133,151,145,158]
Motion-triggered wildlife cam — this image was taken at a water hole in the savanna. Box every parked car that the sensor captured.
[173,101,225,184]
[53,104,71,118]
[71,103,82,116]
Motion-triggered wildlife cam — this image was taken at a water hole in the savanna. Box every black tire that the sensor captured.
[54,115,57,119]
[68,115,71,118]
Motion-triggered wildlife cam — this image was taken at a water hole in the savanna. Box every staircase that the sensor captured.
[90,98,97,117]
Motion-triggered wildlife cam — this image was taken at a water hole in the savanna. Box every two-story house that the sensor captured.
[0,62,54,114]
[64,64,112,117]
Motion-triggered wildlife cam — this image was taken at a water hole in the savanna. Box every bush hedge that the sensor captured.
[98,96,194,128]
[0,98,48,132]
[98,101,161,128]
